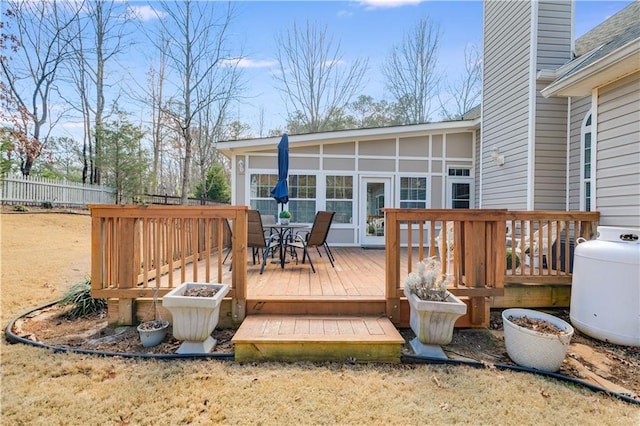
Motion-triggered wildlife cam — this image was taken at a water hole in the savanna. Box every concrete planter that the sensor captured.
[502,308,574,372]
[163,282,230,354]
[404,288,467,347]
[137,320,169,347]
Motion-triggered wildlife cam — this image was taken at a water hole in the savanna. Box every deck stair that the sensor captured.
[232,315,405,363]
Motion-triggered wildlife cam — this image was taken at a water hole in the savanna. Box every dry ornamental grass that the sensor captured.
[1,209,638,425]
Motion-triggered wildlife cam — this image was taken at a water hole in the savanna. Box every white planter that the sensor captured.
[502,308,574,372]
[404,288,467,346]
[279,218,289,225]
[163,282,230,354]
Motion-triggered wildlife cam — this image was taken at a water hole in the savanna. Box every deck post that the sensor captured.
[231,208,248,323]
[384,210,401,325]
[116,216,139,324]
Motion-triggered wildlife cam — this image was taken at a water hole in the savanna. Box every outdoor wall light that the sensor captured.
[237,159,245,174]
[491,148,505,167]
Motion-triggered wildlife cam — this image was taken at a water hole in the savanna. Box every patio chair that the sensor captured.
[516,220,565,268]
[247,210,280,274]
[287,211,335,273]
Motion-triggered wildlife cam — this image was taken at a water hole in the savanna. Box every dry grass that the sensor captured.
[1,211,638,425]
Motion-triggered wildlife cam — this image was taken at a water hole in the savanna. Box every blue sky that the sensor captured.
[61,0,634,138]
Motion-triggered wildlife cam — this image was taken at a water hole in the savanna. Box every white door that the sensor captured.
[360,177,391,246]
[446,177,474,209]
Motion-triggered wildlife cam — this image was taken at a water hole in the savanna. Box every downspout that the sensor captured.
[527,1,539,211]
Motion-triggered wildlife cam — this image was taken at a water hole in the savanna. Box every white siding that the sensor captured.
[596,72,640,227]
[568,96,591,211]
[482,0,532,209]
[537,1,572,69]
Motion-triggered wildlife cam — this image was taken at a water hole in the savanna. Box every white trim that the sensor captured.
[590,89,598,211]
[579,109,592,211]
[565,98,572,211]
[527,1,539,211]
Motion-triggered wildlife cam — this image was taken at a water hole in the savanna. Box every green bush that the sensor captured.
[506,249,521,269]
[59,279,107,318]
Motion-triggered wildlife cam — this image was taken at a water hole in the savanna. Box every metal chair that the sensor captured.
[247,210,279,274]
[287,211,335,273]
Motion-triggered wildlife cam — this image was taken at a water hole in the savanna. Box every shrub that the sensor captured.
[59,278,106,318]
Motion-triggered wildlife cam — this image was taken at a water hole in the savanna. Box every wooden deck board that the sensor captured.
[233,315,404,344]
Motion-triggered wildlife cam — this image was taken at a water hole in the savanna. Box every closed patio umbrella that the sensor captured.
[271,133,289,213]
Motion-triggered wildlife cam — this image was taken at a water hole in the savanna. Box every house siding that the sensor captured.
[534,80,568,210]
[482,0,532,209]
[536,1,572,69]
[596,72,640,227]
[568,96,591,211]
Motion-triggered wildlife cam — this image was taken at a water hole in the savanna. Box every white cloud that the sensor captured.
[220,58,277,69]
[358,0,424,9]
[338,10,354,18]
[127,5,163,22]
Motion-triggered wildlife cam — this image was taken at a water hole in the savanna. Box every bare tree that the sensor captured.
[0,1,81,176]
[64,0,130,184]
[439,43,482,119]
[153,0,241,204]
[274,20,368,133]
[382,17,441,125]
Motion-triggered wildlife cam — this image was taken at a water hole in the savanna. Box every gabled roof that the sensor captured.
[541,2,640,98]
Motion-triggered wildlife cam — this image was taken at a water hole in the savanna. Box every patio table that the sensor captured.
[268,224,309,269]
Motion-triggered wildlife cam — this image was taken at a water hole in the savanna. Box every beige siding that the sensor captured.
[596,72,640,227]
[482,0,532,209]
[323,158,355,171]
[399,136,429,156]
[445,133,473,157]
[536,1,572,69]
[290,157,320,170]
[534,81,568,210]
[323,142,355,155]
[358,138,395,156]
[568,96,591,211]
[358,158,395,172]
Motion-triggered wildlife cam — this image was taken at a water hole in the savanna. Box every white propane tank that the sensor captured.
[570,226,640,346]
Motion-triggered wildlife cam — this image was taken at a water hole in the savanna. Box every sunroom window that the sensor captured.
[400,177,427,208]
[326,175,353,224]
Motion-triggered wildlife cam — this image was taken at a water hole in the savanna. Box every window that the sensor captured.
[249,174,278,216]
[581,113,592,211]
[288,174,316,223]
[326,175,353,224]
[448,168,470,177]
[400,177,427,208]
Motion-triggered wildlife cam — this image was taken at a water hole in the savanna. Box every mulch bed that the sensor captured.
[9,304,639,401]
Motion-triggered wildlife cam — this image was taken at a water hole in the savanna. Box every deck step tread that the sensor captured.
[232,315,405,363]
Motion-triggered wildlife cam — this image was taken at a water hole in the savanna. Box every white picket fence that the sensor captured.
[1,173,115,207]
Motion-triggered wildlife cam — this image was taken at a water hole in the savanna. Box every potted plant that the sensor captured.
[162,282,230,354]
[502,308,574,372]
[506,249,520,270]
[137,286,169,348]
[279,210,291,225]
[403,257,467,355]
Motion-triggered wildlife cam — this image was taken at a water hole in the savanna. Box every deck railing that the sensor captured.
[89,205,249,325]
[384,209,600,327]
[90,205,599,327]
